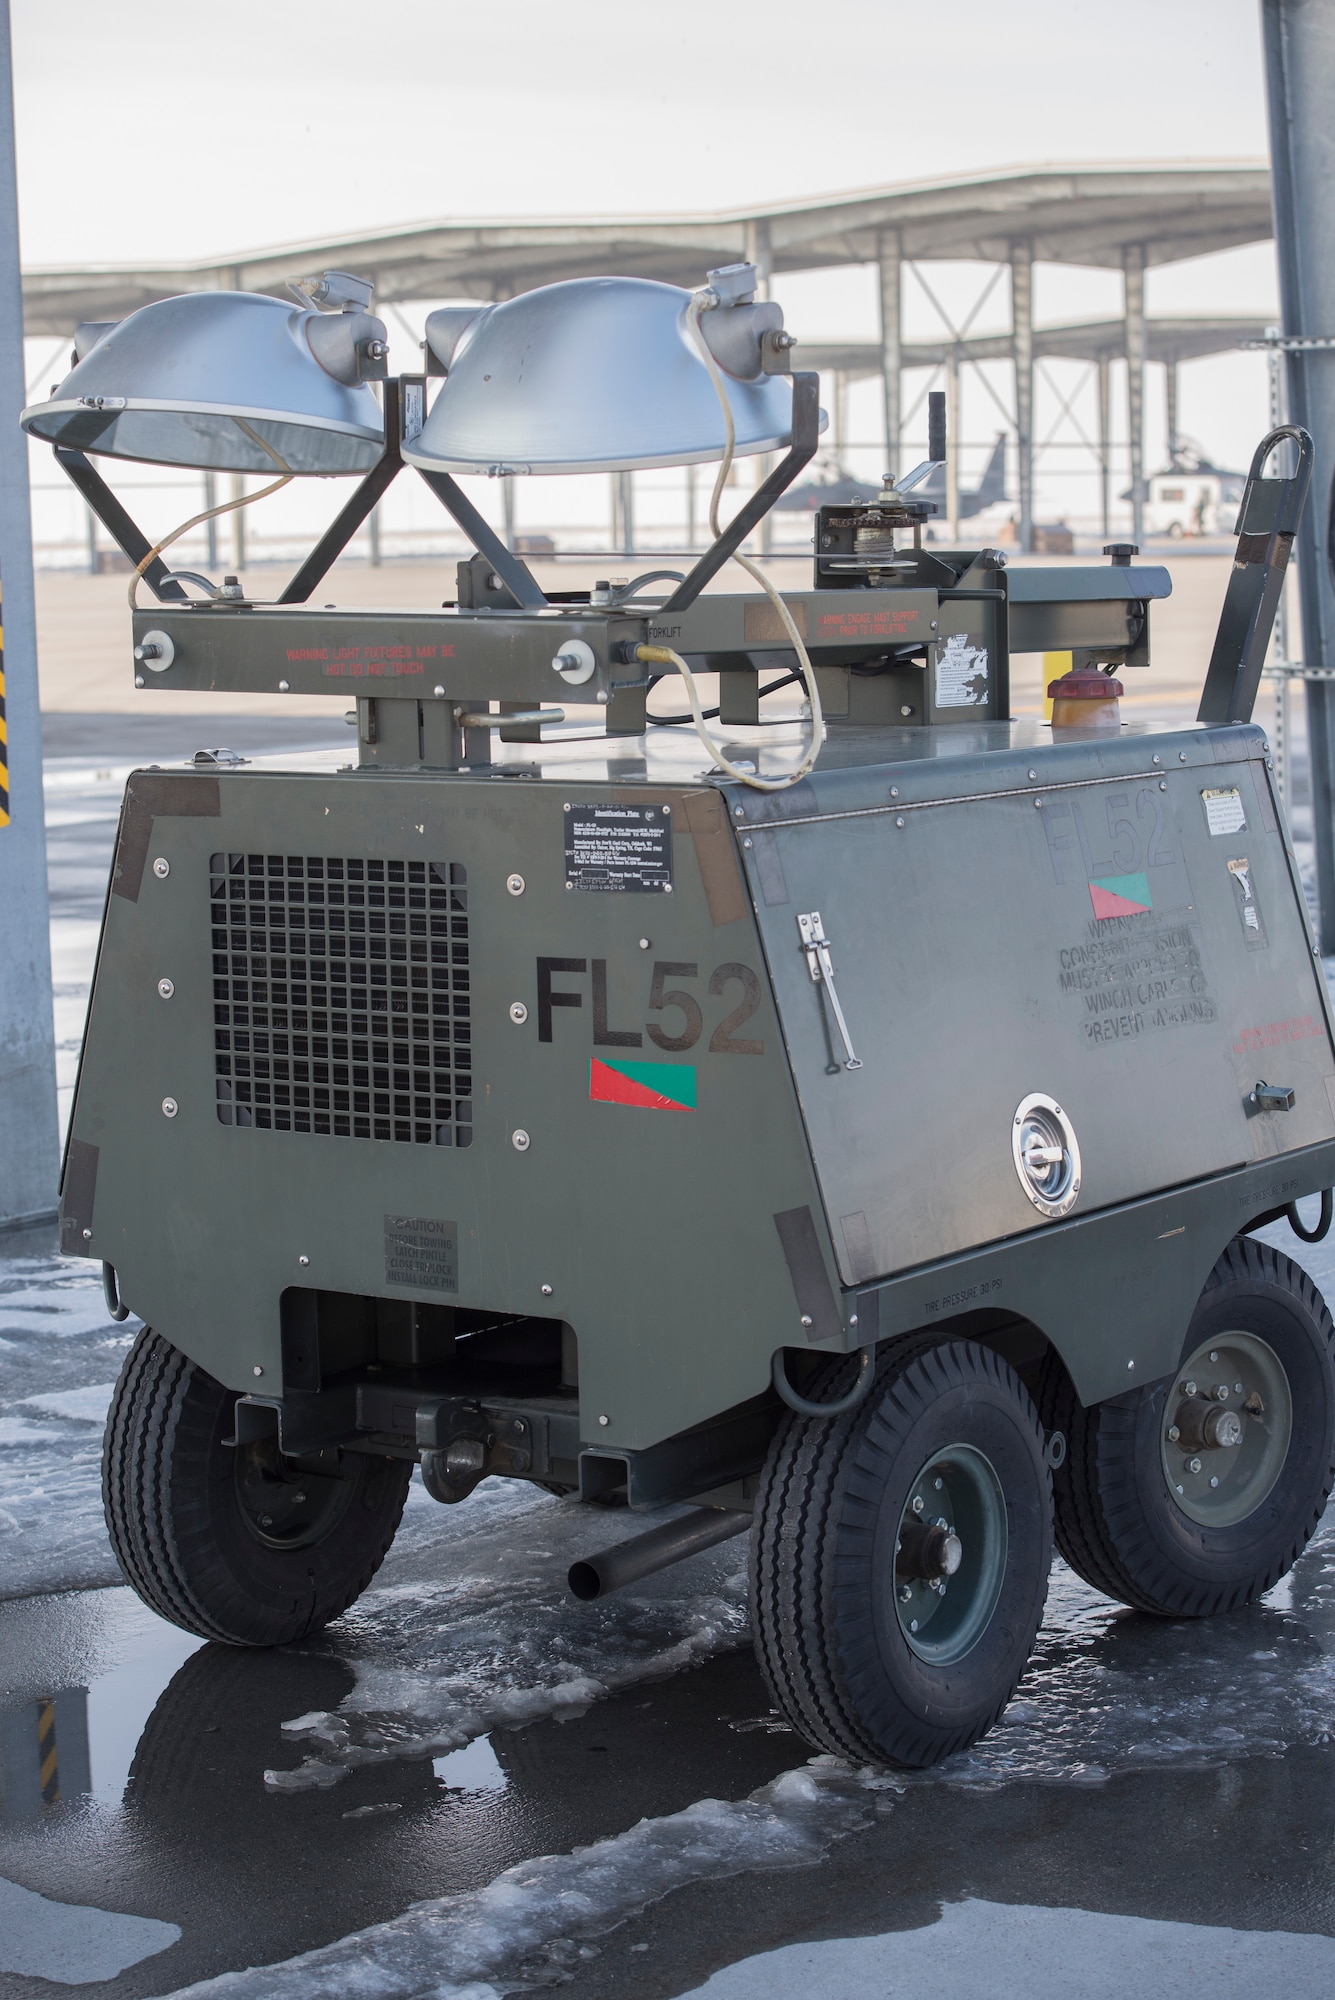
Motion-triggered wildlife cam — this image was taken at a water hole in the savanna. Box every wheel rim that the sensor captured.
[1159,1329,1293,1529]
[894,1444,1008,1664]
[234,1437,356,1551]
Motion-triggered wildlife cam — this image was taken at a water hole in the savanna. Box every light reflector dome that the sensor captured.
[404,276,812,476]
[22,291,385,475]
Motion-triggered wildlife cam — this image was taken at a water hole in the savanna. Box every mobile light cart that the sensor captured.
[28,263,1334,1768]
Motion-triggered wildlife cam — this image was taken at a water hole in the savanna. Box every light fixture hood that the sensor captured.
[21,290,386,475]
[405,276,819,476]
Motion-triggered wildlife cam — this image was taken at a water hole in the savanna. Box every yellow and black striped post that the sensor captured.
[36,1696,59,1806]
[0,578,7,826]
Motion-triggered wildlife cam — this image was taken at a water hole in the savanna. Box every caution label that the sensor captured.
[383,1214,459,1292]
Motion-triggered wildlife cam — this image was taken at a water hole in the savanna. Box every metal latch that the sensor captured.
[1247,1079,1295,1113]
[797,911,862,1072]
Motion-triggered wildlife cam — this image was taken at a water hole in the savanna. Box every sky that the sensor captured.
[11,0,1282,554]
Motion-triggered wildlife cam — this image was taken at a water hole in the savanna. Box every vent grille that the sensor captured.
[210,853,472,1145]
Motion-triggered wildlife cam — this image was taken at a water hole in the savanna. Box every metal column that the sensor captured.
[1123,244,1147,545]
[1164,357,1180,465]
[745,219,775,554]
[1011,241,1034,552]
[877,229,902,482]
[1264,0,1335,951]
[0,0,59,1228]
[1097,353,1112,542]
[944,348,961,543]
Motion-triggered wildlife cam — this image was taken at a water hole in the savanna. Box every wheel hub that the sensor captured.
[1160,1330,1293,1528]
[893,1445,1007,1664]
[234,1436,355,1550]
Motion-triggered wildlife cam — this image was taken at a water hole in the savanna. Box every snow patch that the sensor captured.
[20,1383,116,1424]
[159,1758,885,1999]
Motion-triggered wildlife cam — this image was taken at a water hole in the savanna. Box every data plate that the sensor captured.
[563,803,672,893]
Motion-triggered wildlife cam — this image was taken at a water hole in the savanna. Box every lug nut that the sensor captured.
[1188,1457,1202,1474]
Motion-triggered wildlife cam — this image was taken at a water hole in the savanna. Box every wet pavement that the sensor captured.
[5,715,1335,1995]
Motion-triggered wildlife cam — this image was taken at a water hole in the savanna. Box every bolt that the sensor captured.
[1167,1425,1180,1441]
[848,1314,858,1327]
[152,857,170,879]
[506,873,525,896]
[512,1129,531,1152]
[1152,754,1161,766]
[1179,751,1187,762]
[743,837,753,848]
[912,1495,924,1513]
[1034,798,1044,809]
[253,1365,263,1377]
[896,817,905,828]
[934,1477,943,1490]
[298,1254,310,1266]
[434,684,445,697]
[638,938,651,950]
[900,705,913,717]
[898,1584,911,1602]
[82,1227,92,1240]
[540,1283,553,1296]
[1210,1475,1220,1488]
[1028,769,1038,780]
[910,1619,919,1632]
[1215,1383,1229,1401]
[1176,1483,1184,1494]
[293,1493,306,1504]
[1209,1351,1219,1362]
[1235,1382,1244,1395]
[1184,1380,1197,1398]
[889,787,899,799]
[278,679,290,692]
[161,1096,179,1118]
[1188,1457,1202,1474]
[509,1001,529,1024]
[800,1314,813,1328]
[733,806,745,819]
[598,1414,610,1427]
[135,675,146,687]
[260,1515,273,1527]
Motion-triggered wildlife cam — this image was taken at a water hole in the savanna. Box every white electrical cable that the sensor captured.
[128,419,295,609]
[634,291,825,794]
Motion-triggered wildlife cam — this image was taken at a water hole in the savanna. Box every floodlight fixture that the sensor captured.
[405,274,816,476]
[21,285,389,476]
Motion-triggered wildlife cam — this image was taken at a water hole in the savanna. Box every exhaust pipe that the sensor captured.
[567,1507,752,1601]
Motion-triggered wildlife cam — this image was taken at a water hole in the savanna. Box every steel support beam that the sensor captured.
[0,0,58,1228]
[1164,357,1180,465]
[1124,243,1147,544]
[877,228,902,482]
[1011,241,1034,551]
[1264,0,1335,952]
[1097,353,1112,542]
[944,347,961,543]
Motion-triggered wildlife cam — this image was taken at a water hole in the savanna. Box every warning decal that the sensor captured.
[1227,856,1268,950]
[384,1214,458,1293]
[1202,787,1247,837]
[1088,872,1153,920]
[935,633,989,708]
[590,1057,696,1112]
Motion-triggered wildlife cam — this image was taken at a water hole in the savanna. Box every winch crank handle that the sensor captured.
[772,1345,876,1418]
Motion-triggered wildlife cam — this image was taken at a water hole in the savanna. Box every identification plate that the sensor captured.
[384,1215,458,1293]
[564,803,672,893]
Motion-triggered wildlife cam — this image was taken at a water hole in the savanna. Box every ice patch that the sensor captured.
[158,1758,883,1999]
[20,1384,116,1424]
[672,1898,1335,1999]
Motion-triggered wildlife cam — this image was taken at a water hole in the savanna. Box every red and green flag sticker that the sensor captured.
[590,1056,696,1112]
[1088,872,1152,920]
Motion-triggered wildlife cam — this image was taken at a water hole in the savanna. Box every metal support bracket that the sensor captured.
[797,910,862,1071]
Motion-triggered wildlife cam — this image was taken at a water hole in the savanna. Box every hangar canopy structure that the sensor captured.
[22,162,1274,549]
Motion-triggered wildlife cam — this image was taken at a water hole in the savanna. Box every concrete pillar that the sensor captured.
[1164,357,1180,466]
[1263,0,1335,948]
[368,503,382,567]
[0,0,59,1227]
[1011,240,1034,552]
[944,349,961,543]
[612,471,634,553]
[85,505,97,575]
[877,229,902,481]
[1097,354,1112,542]
[1123,243,1147,545]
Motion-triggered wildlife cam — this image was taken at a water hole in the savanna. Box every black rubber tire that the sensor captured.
[1041,1238,1335,1617]
[751,1335,1053,1770]
[103,1326,412,1645]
